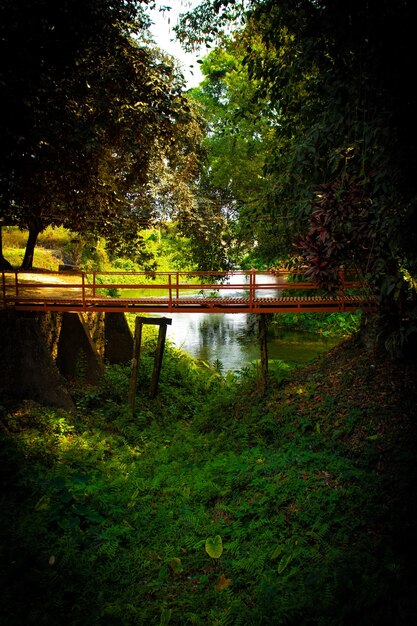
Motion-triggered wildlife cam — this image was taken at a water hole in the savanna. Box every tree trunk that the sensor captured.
[21,227,41,270]
[0,226,13,270]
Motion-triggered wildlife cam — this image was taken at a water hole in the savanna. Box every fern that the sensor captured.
[96,539,119,559]
[182,536,206,551]
[185,613,202,625]
[224,538,241,557]
[2,330,413,626]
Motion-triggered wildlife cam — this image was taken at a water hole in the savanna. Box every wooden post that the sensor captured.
[2,271,6,304]
[149,323,168,399]
[128,316,172,413]
[249,271,254,311]
[128,317,143,414]
[168,273,172,310]
[81,272,86,311]
[259,314,268,391]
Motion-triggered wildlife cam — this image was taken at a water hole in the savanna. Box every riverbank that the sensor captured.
[1,331,416,624]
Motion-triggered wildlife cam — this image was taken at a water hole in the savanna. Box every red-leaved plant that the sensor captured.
[295,173,373,292]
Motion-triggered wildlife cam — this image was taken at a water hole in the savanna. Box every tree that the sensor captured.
[0,226,13,270]
[178,0,417,347]
[178,0,417,269]
[0,0,200,269]
[188,38,289,267]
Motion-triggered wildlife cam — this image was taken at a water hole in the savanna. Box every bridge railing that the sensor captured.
[1,268,372,312]
[72,269,368,308]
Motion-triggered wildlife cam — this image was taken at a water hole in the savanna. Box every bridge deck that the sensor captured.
[1,270,376,314]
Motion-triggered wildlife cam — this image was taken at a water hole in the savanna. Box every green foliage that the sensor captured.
[273,311,362,338]
[0,246,61,271]
[133,225,198,273]
[1,338,416,625]
[188,40,283,266]
[2,226,109,271]
[205,535,223,559]
[178,0,417,348]
[0,0,203,269]
[3,225,70,250]
[1,223,199,273]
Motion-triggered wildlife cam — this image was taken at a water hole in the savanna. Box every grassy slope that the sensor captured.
[1,226,72,270]
[1,335,416,625]
[1,225,195,274]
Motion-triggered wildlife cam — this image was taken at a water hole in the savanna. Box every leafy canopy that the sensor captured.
[0,0,203,268]
[177,0,417,350]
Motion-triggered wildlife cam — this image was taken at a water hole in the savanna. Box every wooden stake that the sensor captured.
[128,317,143,414]
[128,316,172,412]
[259,315,268,391]
[149,323,168,399]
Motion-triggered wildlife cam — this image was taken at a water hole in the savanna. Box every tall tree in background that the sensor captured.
[189,34,295,267]
[178,0,417,346]
[178,0,417,274]
[0,0,201,269]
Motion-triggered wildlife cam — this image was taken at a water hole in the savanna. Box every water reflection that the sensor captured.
[157,273,337,371]
[196,313,257,347]
[217,271,285,299]
[164,311,337,372]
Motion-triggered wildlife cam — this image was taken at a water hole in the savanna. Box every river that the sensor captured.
[158,273,338,372]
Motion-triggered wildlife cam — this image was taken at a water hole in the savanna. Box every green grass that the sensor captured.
[2,246,62,270]
[2,225,197,274]
[1,336,416,625]
[3,225,72,250]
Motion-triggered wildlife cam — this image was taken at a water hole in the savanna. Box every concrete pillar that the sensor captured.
[104,312,133,364]
[0,310,75,410]
[56,313,104,384]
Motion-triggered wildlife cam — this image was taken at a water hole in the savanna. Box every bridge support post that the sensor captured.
[0,311,75,410]
[56,313,104,384]
[128,316,172,414]
[104,312,133,364]
[259,315,268,391]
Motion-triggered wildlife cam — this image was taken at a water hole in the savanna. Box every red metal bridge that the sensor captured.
[1,269,376,314]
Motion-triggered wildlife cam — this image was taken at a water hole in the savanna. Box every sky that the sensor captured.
[148,0,206,89]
